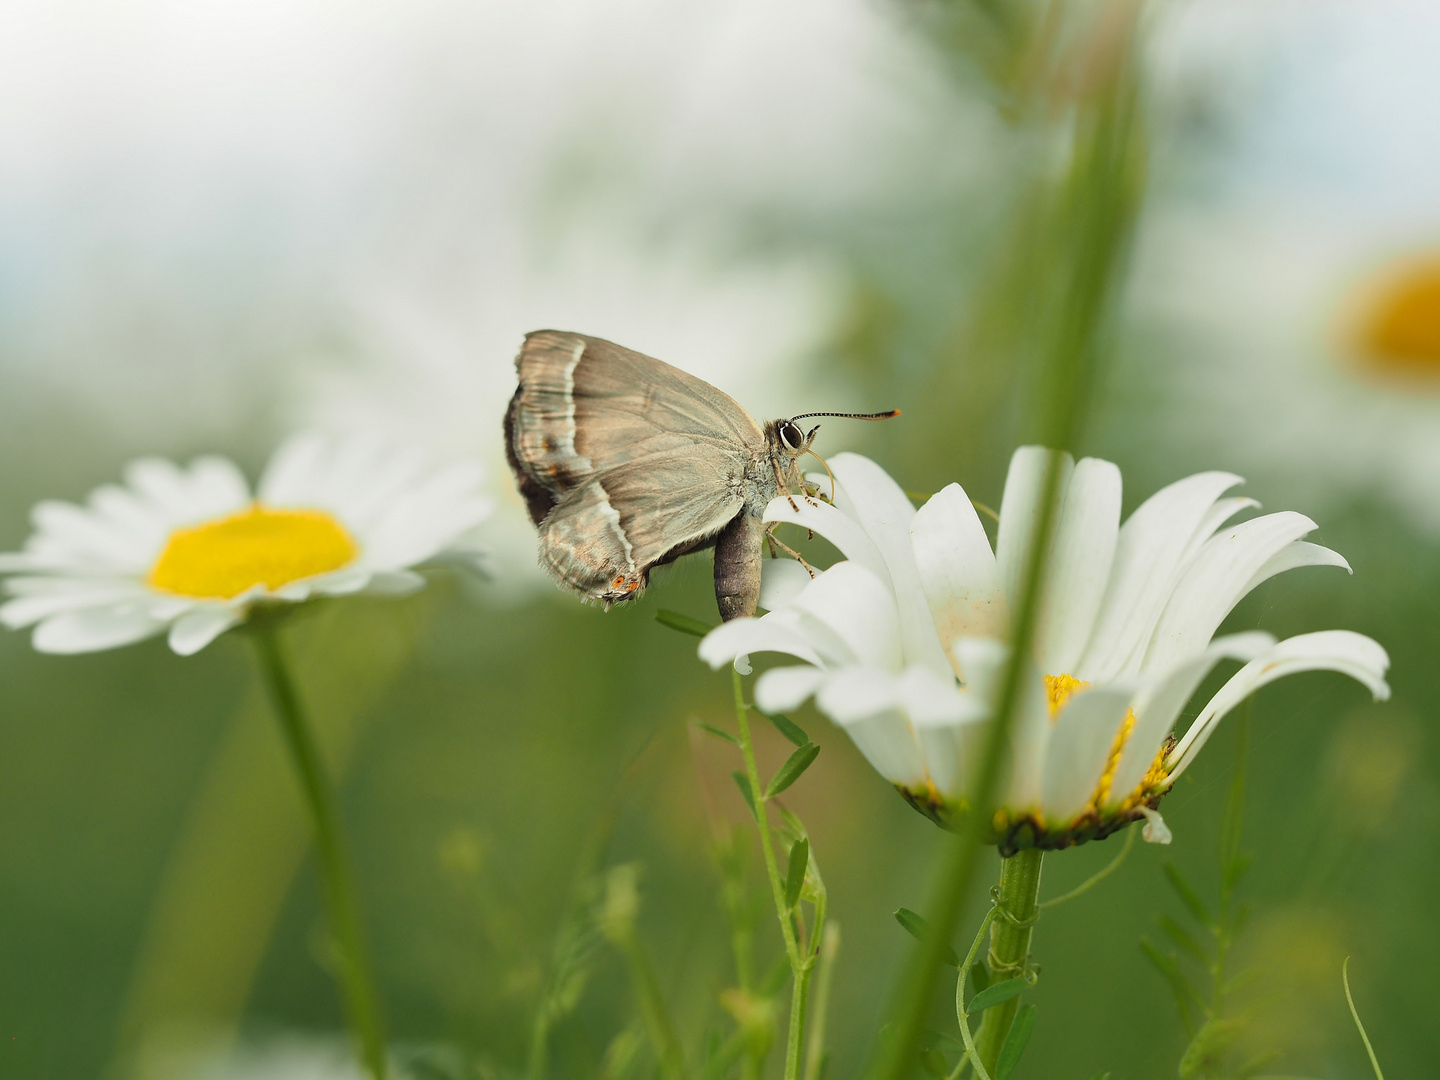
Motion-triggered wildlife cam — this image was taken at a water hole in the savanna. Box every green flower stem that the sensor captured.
[973,849,1044,1071]
[250,617,388,1080]
[951,907,1000,1080]
[732,669,813,1080]
[802,922,840,1080]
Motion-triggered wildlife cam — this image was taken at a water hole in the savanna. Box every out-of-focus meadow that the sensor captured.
[1,2,1437,1078]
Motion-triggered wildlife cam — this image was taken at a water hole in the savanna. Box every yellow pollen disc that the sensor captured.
[148,504,358,600]
[1358,258,1440,375]
[1044,673,1090,719]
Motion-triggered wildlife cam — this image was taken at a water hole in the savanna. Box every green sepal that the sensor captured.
[1163,862,1213,928]
[764,712,810,747]
[697,722,741,746]
[784,839,809,909]
[655,609,715,638]
[893,908,960,968]
[765,742,820,798]
[995,1002,1037,1080]
[731,771,759,820]
[966,976,1027,1016]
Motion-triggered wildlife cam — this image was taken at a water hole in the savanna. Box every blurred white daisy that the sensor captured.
[701,448,1389,851]
[0,435,491,656]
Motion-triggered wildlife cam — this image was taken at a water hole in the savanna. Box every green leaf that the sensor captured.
[893,908,960,968]
[731,771,758,820]
[655,609,714,638]
[919,1048,949,1077]
[697,722,740,746]
[1157,914,1209,965]
[764,712,810,747]
[765,742,820,798]
[995,1002,1037,1080]
[784,839,809,909]
[1140,939,1204,1033]
[969,961,990,997]
[916,1029,964,1055]
[1163,862,1213,928]
[966,977,1027,1015]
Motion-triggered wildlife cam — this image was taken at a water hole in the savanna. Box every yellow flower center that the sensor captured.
[1358,258,1440,375]
[1044,672,1090,717]
[148,504,358,600]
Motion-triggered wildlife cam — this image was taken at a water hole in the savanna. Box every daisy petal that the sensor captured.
[996,446,1074,611]
[764,497,891,587]
[1141,511,1320,677]
[814,669,928,788]
[754,666,826,713]
[168,608,242,656]
[33,606,167,654]
[1075,470,1244,682]
[789,562,902,671]
[759,558,813,611]
[363,570,427,596]
[1242,540,1351,595]
[911,484,1008,657]
[1037,457,1121,675]
[1166,631,1391,780]
[1138,808,1172,844]
[1105,631,1275,807]
[699,612,825,672]
[1041,687,1136,821]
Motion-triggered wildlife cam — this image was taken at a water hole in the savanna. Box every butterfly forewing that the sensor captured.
[507,330,764,606]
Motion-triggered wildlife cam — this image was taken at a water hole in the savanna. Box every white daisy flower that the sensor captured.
[701,448,1390,851]
[0,435,492,657]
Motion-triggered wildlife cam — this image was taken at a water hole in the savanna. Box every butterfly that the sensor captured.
[504,330,896,621]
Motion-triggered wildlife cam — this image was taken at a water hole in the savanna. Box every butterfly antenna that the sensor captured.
[805,447,838,503]
[789,409,901,423]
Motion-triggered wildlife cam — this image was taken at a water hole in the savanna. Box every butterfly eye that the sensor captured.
[781,421,804,450]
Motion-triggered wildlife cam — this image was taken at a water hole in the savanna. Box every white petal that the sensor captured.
[362,570,427,596]
[1003,665,1056,812]
[307,570,372,597]
[911,484,1008,659]
[258,433,327,506]
[912,710,990,800]
[1181,496,1260,565]
[1075,471,1244,682]
[951,636,1011,700]
[754,666,826,713]
[698,611,824,672]
[1040,686,1136,821]
[183,456,252,520]
[1141,512,1320,677]
[789,562,902,671]
[32,605,167,654]
[1166,631,1391,780]
[168,608,242,655]
[1105,631,1275,807]
[995,446,1074,611]
[759,558,813,611]
[764,497,891,588]
[828,454,951,676]
[1242,540,1350,596]
[1138,808,1172,844]
[813,670,928,788]
[1037,457,1121,675]
[0,577,151,628]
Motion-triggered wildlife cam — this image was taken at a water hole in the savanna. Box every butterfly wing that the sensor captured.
[505,330,764,604]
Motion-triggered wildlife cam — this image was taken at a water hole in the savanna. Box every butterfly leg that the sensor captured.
[764,525,818,579]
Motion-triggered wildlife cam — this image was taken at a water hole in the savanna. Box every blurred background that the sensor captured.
[1,1,1437,1078]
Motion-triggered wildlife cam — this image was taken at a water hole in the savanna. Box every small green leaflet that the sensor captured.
[995,1002,1037,1080]
[1163,862,1213,928]
[655,609,715,638]
[765,742,819,798]
[966,977,1027,1016]
[893,908,960,969]
[697,722,741,746]
[969,961,990,996]
[731,771,758,820]
[764,712,810,747]
[784,839,809,908]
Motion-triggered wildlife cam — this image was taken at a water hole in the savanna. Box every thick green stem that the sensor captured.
[733,669,811,1080]
[251,619,388,1080]
[974,850,1043,1071]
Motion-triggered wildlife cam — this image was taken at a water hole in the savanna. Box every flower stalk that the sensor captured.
[973,849,1044,1070]
[250,613,388,1080]
[732,668,819,1080]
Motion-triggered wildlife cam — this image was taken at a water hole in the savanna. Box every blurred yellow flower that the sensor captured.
[1355,254,1440,376]
[0,435,491,655]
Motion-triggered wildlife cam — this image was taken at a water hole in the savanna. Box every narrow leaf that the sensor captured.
[731,771,758,821]
[966,977,1027,1015]
[697,722,741,746]
[764,712,810,747]
[655,609,714,638]
[1157,914,1209,965]
[969,961,990,996]
[1140,939,1204,1032]
[995,1002,1037,1080]
[784,839,809,909]
[765,742,820,798]
[1163,862,1213,928]
[893,908,960,968]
